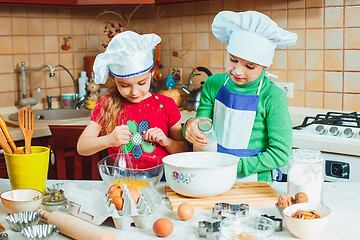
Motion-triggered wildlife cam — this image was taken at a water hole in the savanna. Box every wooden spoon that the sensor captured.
[18,107,35,154]
[0,131,12,154]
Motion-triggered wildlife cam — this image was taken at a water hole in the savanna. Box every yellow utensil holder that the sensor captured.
[4,146,50,195]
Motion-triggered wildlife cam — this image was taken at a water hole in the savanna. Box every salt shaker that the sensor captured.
[287,149,324,203]
[193,118,218,152]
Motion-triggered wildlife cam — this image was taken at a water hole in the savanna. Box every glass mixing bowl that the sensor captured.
[97,153,164,191]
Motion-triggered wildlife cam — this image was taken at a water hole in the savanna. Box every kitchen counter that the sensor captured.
[0,179,357,239]
[0,106,324,142]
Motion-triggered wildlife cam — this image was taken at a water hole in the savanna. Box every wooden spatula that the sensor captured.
[0,114,23,154]
[18,107,35,154]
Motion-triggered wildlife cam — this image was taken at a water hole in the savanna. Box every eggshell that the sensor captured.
[177,202,194,221]
[107,184,121,194]
[108,188,123,200]
[127,186,141,204]
[153,218,173,237]
[111,196,124,210]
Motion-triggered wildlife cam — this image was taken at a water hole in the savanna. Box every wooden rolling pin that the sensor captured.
[37,209,116,240]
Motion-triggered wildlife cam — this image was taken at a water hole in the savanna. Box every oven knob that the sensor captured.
[315,125,326,135]
[343,128,354,138]
[329,126,339,136]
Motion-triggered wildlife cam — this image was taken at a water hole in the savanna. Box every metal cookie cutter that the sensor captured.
[198,221,220,240]
[212,203,249,220]
[261,214,283,232]
[0,232,8,240]
[198,203,249,239]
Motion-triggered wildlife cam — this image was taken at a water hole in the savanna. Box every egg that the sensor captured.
[107,184,121,194]
[177,202,194,221]
[153,218,173,237]
[108,188,123,200]
[127,186,141,204]
[111,196,124,210]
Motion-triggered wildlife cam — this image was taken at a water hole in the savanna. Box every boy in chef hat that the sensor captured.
[185,11,297,182]
[78,31,188,167]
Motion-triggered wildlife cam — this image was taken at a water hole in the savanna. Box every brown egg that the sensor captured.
[177,202,194,221]
[107,184,121,194]
[127,186,141,204]
[153,218,173,237]
[111,196,124,210]
[108,188,123,200]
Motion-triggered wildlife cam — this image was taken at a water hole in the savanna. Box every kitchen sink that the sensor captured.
[8,109,91,121]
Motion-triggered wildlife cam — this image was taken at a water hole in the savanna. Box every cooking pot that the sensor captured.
[182,67,212,111]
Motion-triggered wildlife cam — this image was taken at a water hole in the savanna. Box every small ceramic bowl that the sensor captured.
[21,224,59,240]
[283,202,331,239]
[6,212,41,232]
[0,189,43,214]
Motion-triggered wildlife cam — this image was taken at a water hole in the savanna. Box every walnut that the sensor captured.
[276,194,294,209]
[294,192,308,204]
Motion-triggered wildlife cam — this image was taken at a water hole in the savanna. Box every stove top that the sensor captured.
[293,111,360,130]
[292,111,360,156]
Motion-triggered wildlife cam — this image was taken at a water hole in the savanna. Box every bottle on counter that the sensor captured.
[78,71,88,98]
[287,149,324,203]
[193,118,218,152]
[37,209,116,240]
[165,75,176,89]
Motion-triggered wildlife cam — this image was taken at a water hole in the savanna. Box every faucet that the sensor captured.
[50,64,83,109]
[17,61,55,107]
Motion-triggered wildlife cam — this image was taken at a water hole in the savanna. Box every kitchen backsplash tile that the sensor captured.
[0,0,359,112]
[324,92,343,110]
[325,29,343,49]
[324,71,343,92]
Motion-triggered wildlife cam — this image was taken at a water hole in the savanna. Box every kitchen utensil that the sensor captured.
[182,67,212,111]
[6,212,41,232]
[37,209,117,240]
[18,107,34,154]
[0,224,4,232]
[212,203,249,220]
[4,146,50,194]
[0,114,18,153]
[0,131,12,154]
[165,181,280,211]
[162,152,239,197]
[283,202,331,239]
[20,224,59,240]
[261,214,283,232]
[98,154,163,191]
[0,189,43,214]
[218,215,276,239]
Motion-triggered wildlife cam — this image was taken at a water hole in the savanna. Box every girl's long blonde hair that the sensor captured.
[96,79,125,136]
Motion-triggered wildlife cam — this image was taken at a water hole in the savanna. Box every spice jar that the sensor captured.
[193,118,218,152]
[287,149,324,203]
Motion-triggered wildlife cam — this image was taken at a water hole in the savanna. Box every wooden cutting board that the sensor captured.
[165,181,279,211]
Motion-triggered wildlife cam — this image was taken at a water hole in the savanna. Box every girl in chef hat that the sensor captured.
[77,31,188,168]
[184,11,297,182]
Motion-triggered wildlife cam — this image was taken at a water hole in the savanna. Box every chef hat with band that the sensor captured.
[93,31,161,84]
[212,11,297,67]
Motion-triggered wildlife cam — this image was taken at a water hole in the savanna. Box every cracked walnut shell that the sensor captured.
[277,194,294,209]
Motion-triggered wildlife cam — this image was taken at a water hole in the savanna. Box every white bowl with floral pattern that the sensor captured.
[162,152,239,197]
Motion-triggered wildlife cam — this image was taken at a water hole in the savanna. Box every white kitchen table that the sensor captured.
[0,178,357,240]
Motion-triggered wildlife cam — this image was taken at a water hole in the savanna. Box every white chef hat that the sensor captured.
[93,31,161,84]
[212,11,297,67]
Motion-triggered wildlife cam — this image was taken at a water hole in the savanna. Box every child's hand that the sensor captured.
[143,127,170,147]
[109,125,132,147]
[185,118,209,146]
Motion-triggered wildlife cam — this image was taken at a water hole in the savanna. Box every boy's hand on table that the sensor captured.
[109,125,132,147]
[143,127,170,147]
[185,118,209,146]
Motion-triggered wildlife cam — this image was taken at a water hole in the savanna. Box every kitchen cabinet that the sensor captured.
[0,0,209,5]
